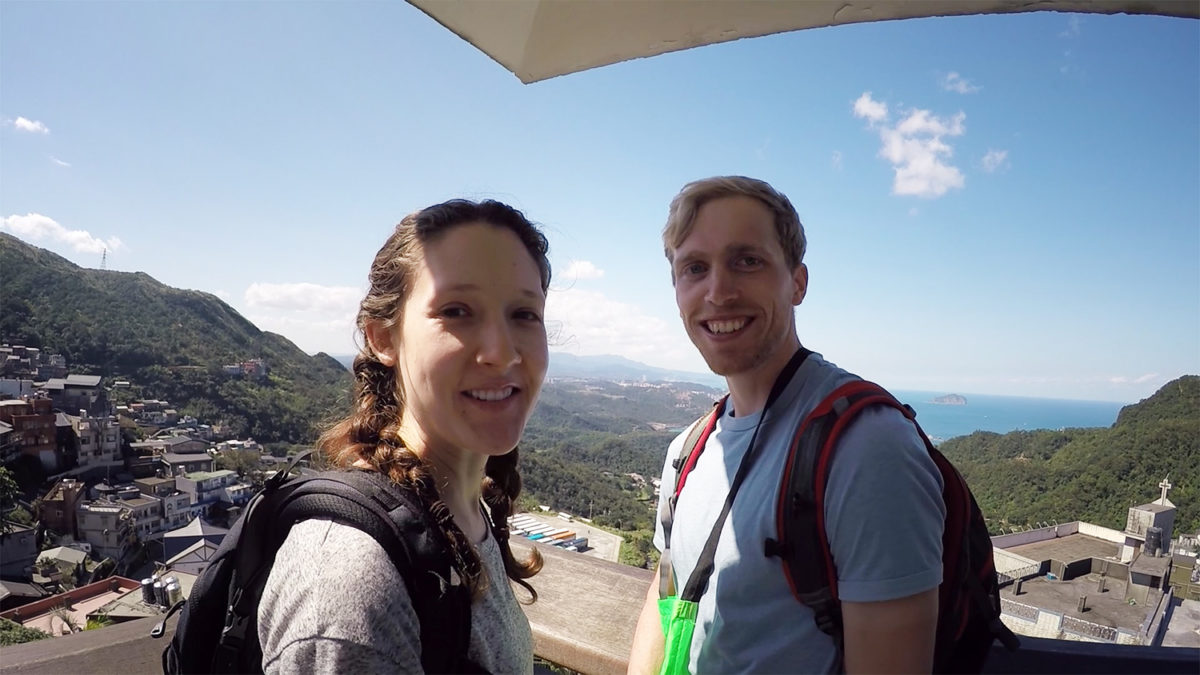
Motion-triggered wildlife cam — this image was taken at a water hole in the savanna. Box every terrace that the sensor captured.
[1,540,1196,674]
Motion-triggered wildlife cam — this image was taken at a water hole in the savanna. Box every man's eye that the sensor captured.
[514,309,543,322]
[682,262,705,276]
[738,256,762,268]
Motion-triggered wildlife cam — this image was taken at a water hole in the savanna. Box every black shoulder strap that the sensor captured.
[217,469,481,675]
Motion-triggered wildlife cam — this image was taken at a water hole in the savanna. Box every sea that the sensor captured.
[889,390,1128,444]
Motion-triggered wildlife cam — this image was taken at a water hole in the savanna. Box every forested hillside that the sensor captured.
[941,375,1199,535]
[0,233,351,442]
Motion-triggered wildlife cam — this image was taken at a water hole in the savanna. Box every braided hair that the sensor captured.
[319,199,549,600]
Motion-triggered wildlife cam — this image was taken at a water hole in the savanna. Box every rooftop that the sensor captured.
[1003,573,1157,631]
[1005,533,1121,563]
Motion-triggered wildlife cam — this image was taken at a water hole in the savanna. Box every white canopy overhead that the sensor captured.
[409,0,1199,83]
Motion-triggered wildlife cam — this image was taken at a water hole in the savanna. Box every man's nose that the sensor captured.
[705,268,737,305]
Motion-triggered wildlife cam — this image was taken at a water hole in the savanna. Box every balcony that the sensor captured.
[1,540,1196,674]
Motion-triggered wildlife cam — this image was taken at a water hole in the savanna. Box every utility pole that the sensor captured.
[100,248,108,270]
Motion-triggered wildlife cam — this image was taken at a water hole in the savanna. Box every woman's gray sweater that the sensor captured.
[258,518,534,674]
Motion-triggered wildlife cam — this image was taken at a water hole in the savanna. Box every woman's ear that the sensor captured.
[364,320,398,367]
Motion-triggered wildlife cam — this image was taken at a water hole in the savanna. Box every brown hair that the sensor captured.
[663,176,807,274]
[318,199,550,601]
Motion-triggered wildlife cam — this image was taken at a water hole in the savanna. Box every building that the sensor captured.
[159,452,215,477]
[0,577,140,636]
[69,411,122,472]
[134,476,192,532]
[0,521,38,578]
[40,374,106,417]
[175,469,247,513]
[75,501,136,562]
[0,420,19,464]
[39,479,88,537]
[0,398,58,471]
[162,517,228,560]
[992,479,1181,646]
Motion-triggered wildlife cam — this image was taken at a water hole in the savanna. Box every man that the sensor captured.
[628,176,945,674]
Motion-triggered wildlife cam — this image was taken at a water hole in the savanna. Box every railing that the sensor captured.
[1,540,1197,674]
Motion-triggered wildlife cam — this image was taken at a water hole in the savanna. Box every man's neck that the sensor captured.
[724,336,802,417]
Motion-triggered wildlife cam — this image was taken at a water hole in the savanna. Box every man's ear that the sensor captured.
[364,320,398,367]
[792,263,809,306]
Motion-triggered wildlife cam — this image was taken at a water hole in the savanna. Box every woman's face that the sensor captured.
[373,222,548,459]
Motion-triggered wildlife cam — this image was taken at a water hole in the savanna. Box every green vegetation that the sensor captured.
[0,233,351,443]
[941,375,1199,535]
[0,618,51,646]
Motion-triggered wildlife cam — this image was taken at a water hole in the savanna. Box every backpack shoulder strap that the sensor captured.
[222,470,478,675]
[767,380,906,642]
[658,399,723,599]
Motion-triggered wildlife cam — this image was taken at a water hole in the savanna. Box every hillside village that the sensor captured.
[0,342,292,640]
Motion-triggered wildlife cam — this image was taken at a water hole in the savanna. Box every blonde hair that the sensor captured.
[663,176,806,271]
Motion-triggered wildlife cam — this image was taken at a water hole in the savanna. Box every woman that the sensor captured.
[258,199,550,673]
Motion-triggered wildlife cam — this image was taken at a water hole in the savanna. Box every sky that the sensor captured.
[1,3,1197,404]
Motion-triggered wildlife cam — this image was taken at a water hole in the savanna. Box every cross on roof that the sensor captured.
[1159,475,1172,503]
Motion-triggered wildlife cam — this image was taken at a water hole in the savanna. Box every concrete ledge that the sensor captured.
[2,546,1197,675]
[512,539,652,675]
[0,614,172,674]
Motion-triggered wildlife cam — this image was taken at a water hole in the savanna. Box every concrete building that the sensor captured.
[134,476,191,532]
[1,521,39,578]
[175,470,245,511]
[0,398,59,471]
[0,577,140,636]
[75,501,136,562]
[39,479,88,538]
[162,518,228,561]
[992,480,1182,646]
[69,411,123,472]
[40,374,106,417]
[158,452,214,477]
[0,420,19,464]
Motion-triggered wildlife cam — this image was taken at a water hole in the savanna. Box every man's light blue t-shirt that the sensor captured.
[654,352,945,673]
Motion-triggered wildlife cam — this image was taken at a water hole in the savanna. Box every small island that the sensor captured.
[931,393,968,406]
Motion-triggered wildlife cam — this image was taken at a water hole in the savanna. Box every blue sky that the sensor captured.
[2,3,1197,403]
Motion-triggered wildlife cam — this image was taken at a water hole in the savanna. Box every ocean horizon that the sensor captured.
[890,390,1127,443]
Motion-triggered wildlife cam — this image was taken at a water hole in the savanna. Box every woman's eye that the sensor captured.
[440,305,469,318]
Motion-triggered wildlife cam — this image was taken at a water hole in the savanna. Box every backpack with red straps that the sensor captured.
[671,377,1019,672]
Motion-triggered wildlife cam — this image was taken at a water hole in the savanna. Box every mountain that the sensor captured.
[332,352,726,389]
[940,375,1199,536]
[546,352,725,388]
[0,233,351,443]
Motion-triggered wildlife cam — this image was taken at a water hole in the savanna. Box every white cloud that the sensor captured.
[244,282,362,314]
[241,282,363,355]
[1109,372,1160,385]
[982,149,1009,173]
[853,93,966,199]
[10,117,49,134]
[1,213,123,254]
[546,288,703,372]
[1060,16,1081,38]
[908,207,919,217]
[50,156,71,167]
[941,72,980,94]
[831,150,843,170]
[564,260,605,281]
[852,92,888,124]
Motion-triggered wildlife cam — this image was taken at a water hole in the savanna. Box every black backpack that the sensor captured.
[154,454,484,674]
[673,378,1019,672]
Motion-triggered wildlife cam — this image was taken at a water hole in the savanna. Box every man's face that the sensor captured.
[671,195,807,380]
